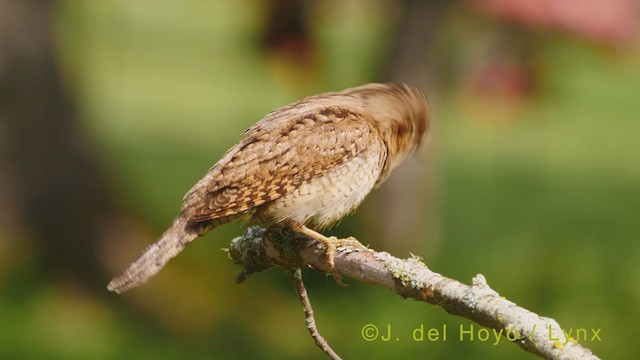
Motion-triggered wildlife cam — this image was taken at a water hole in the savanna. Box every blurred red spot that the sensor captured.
[469,0,639,42]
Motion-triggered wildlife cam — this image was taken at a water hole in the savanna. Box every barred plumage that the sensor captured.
[108,83,429,293]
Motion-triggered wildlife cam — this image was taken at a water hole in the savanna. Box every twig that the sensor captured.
[228,226,600,360]
[291,268,342,360]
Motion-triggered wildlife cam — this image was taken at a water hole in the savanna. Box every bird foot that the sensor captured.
[332,236,368,250]
[289,224,367,287]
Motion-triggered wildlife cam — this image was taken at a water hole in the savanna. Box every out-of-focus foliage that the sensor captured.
[0,0,638,359]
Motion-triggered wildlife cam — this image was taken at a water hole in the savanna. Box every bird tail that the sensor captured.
[107,217,199,294]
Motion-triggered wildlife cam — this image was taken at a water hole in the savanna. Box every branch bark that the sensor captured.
[228,226,599,360]
[291,268,342,360]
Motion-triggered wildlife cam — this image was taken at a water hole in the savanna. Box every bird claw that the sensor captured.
[289,223,367,287]
[321,241,349,287]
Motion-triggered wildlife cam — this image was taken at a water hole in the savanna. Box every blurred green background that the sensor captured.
[1,0,638,359]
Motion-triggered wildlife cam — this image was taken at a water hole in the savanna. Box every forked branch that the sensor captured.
[228,226,599,360]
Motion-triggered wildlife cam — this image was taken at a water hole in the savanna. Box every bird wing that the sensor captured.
[191,106,382,222]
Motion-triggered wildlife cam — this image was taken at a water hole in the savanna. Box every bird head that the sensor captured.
[348,83,430,183]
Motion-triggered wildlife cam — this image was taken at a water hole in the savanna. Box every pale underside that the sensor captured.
[257,147,385,228]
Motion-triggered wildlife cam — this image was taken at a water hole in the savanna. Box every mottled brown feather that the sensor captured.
[191,106,378,222]
[108,83,429,293]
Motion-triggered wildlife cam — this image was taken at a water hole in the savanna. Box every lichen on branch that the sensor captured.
[228,226,599,360]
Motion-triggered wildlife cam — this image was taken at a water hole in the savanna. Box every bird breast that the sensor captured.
[258,146,385,229]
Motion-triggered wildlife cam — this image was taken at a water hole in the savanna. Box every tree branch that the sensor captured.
[291,268,342,360]
[228,226,600,360]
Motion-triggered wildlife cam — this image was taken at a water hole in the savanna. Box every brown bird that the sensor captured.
[107,83,430,293]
